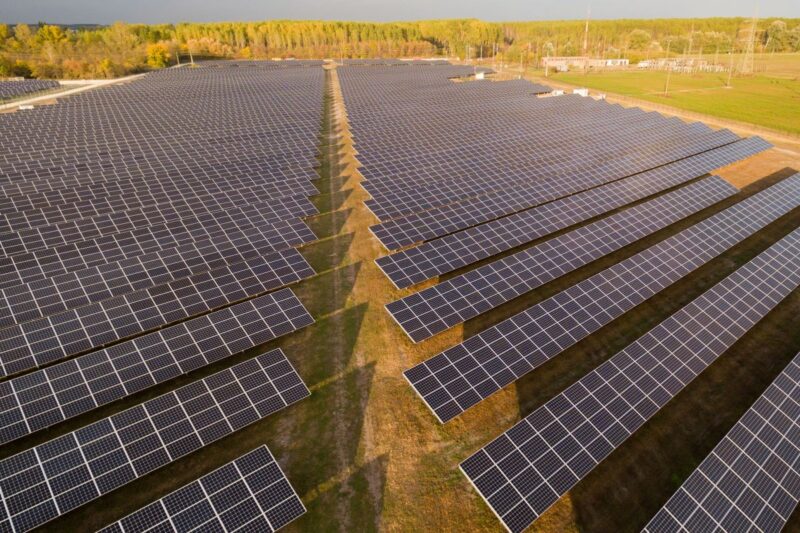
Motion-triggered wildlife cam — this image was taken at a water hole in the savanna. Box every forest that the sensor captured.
[0,18,799,79]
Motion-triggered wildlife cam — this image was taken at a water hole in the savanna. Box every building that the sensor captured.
[542,56,629,71]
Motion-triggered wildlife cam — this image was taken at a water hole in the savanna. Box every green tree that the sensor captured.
[627,29,652,50]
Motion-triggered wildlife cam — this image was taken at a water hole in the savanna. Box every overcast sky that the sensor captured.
[3,0,798,25]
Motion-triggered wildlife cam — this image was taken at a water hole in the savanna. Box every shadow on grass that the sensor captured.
[300,234,358,277]
[570,289,800,533]
[291,452,389,533]
[307,209,353,240]
[313,188,353,214]
[501,168,800,531]
[294,303,368,387]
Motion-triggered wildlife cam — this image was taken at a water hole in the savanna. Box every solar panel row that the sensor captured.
[460,224,800,532]
[0,293,314,445]
[0,80,60,101]
[0,176,319,233]
[0,194,316,257]
[376,136,770,289]
[644,351,800,533]
[0,256,313,377]
[0,212,316,291]
[406,173,800,423]
[98,446,306,533]
[364,124,735,222]
[369,130,742,251]
[0,348,309,532]
[388,175,737,341]
[0,245,308,328]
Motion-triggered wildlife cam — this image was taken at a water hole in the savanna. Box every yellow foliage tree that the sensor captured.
[146,43,170,68]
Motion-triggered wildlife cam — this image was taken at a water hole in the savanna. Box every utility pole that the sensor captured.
[726,50,734,87]
[583,5,591,74]
[525,42,531,76]
[545,48,550,77]
[740,6,758,75]
[664,39,672,97]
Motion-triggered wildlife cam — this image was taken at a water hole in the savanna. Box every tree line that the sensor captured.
[0,18,798,79]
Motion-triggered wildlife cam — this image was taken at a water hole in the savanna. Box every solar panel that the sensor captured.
[0,348,309,533]
[0,165,318,214]
[644,351,800,533]
[0,277,313,378]
[375,137,772,289]
[364,125,735,222]
[0,80,60,101]
[387,175,737,341]
[0,194,316,257]
[0,293,314,444]
[0,214,315,291]
[369,130,741,251]
[0,177,319,233]
[362,116,711,211]
[460,224,800,533]
[405,173,800,422]
[98,446,305,533]
[0,246,308,328]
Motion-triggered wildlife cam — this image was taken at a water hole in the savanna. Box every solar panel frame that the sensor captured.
[0,348,310,533]
[98,446,306,533]
[0,293,314,445]
[386,175,737,341]
[643,351,800,533]
[405,173,800,423]
[460,224,800,533]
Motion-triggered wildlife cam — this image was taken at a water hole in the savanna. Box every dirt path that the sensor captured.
[281,65,520,532]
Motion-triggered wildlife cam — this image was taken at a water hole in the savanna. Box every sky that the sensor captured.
[2,0,799,25]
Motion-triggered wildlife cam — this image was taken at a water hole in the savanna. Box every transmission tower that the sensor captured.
[582,6,591,73]
[740,7,759,75]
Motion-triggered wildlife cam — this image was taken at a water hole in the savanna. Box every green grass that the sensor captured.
[547,54,800,135]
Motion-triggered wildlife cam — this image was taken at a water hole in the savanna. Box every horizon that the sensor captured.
[6,16,800,27]
[4,0,800,26]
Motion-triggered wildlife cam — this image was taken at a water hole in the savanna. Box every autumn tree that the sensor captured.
[146,42,170,68]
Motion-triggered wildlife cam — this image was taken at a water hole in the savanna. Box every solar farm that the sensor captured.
[0,80,60,102]
[0,58,799,533]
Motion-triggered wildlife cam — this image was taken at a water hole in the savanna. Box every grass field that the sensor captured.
[21,65,800,533]
[545,53,800,135]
